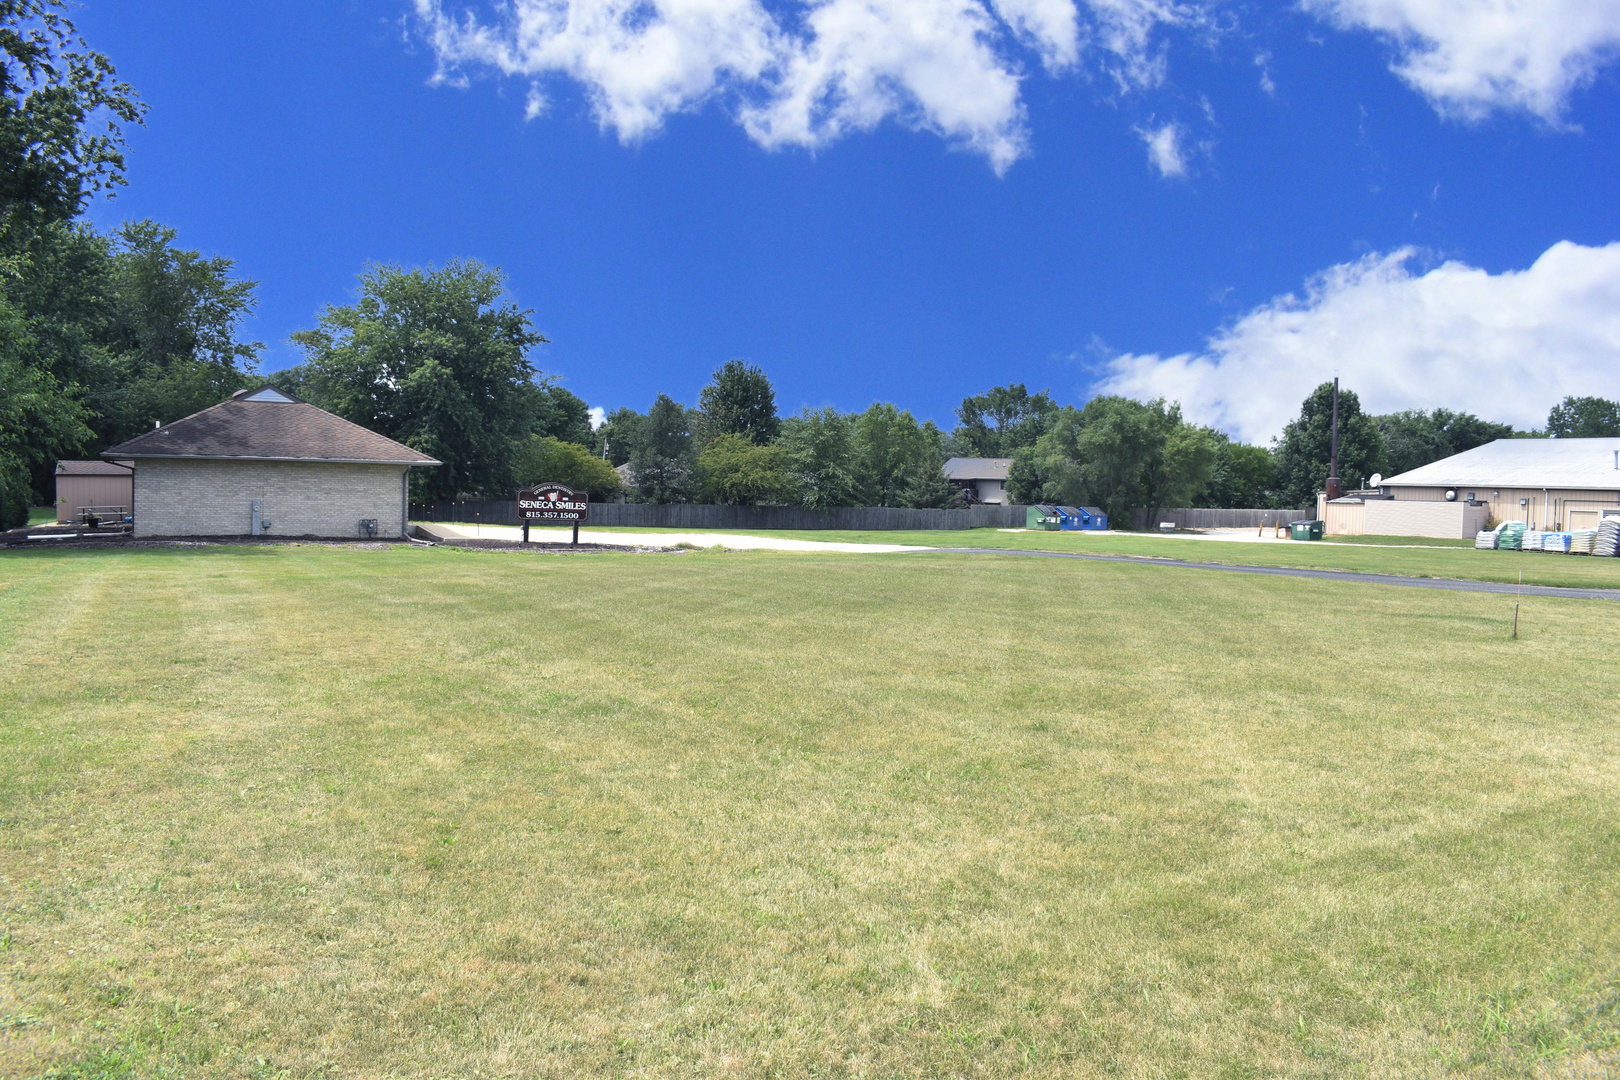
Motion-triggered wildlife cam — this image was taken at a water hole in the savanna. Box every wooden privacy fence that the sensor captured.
[1129,507,1315,530]
[410,499,1031,531]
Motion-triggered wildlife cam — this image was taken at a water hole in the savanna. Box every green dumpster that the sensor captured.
[1026,505,1062,531]
[1290,520,1325,541]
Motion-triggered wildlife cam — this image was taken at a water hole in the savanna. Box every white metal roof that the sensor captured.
[1382,438,1620,491]
[943,456,1013,481]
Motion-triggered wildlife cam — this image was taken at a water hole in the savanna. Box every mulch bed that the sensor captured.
[0,527,676,554]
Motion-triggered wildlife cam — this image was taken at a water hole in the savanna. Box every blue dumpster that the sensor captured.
[1056,506,1107,531]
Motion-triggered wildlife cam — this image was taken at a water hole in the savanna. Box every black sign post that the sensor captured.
[516,483,590,545]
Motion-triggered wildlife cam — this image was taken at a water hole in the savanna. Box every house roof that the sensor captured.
[1382,438,1620,492]
[943,456,1013,481]
[57,459,133,475]
[101,385,441,466]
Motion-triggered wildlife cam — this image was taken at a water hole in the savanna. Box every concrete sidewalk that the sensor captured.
[415,522,932,554]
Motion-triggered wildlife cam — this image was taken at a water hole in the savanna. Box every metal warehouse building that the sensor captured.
[1329,437,1620,536]
[101,385,440,539]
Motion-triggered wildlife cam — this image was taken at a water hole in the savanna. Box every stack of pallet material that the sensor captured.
[1475,530,1499,549]
[1498,522,1527,550]
[1544,532,1573,554]
[1595,519,1620,557]
[1570,528,1598,555]
[1523,530,1545,552]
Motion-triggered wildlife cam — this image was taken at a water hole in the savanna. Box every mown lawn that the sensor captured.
[1,543,1617,1078]
[1315,535,1478,548]
[579,527,1620,591]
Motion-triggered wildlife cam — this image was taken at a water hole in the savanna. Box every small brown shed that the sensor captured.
[55,460,134,523]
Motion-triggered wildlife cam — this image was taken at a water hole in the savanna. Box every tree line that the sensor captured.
[4,1,1617,529]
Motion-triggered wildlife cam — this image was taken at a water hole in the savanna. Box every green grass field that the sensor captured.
[2,543,1617,1078]
[26,507,56,526]
[1315,534,1479,548]
[572,526,1620,591]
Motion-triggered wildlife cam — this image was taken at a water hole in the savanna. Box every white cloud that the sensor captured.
[991,0,1081,69]
[1137,119,1187,175]
[740,0,1029,170]
[588,405,606,430]
[1254,49,1275,95]
[415,0,1195,170]
[1083,0,1203,90]
[1302,0,1620,122]
[415,0,781,141]
[524,81,548,119]
[1094,240,1620,442]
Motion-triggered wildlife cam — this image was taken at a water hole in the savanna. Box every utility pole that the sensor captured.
[1326,376,1343,501]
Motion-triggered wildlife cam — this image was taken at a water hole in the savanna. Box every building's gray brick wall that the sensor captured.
[133,460,408,538]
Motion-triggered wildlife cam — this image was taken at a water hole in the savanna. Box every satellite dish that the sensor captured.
[1445,489,1457,501]
[1368,473,1382,489]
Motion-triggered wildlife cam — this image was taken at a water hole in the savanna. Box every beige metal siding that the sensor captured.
[133,459,408,538]
[1390,486,1620,530]
[1324,502,1364,536]
[1364,499,1488,538]
[55,473,133,521]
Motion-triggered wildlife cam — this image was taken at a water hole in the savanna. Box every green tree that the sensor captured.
[628,393,696,504]
[1272,382,1385,508]
[1203,436,1276,508]
[1,0,145,236]
[953,384,1058,457]
[3,220,262,460]
[512,435,620,498]
[592,406,642,467]
[1547,396,1620,438]
[1376,408,1514,475]
[1065,397,1166,521]
[696,433,798,505]
[1141,420,1217,523]
[1374,410,1447,477]
[290,260,547,500]
[266,362,335,411]
[1009,397,1215,524]
[1430,408,1515,455]
[0,1,141,511]
[901,445,961,509]
[780,405,858,508]
[852,402,924,507]
[0,286,91,526]
[4,220,108,389]
[534,384,591,446]
[86,220,263,443]
[697,360,780,445]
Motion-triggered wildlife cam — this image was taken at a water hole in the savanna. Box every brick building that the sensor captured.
[102,385,440,538]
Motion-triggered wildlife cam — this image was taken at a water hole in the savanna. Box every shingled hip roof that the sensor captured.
[100,386,441,466]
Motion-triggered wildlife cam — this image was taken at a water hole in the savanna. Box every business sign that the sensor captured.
[516,483,589,523]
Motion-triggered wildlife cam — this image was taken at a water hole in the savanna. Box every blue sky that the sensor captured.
[76,0,1620,440]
